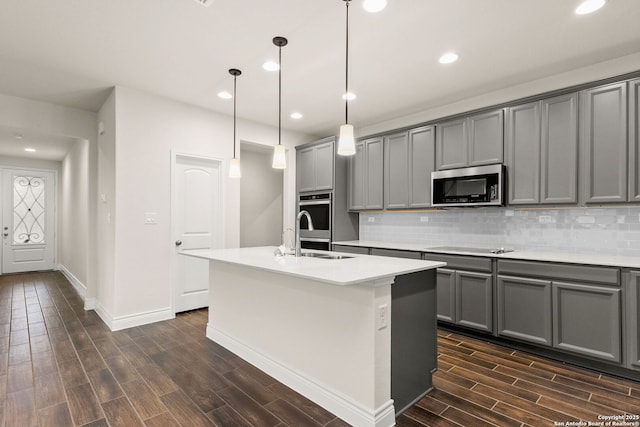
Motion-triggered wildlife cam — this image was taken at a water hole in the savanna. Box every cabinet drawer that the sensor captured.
[424,254,492,273]
[371,248,422,259]
[497,260,619,285]
[332,245,370,255]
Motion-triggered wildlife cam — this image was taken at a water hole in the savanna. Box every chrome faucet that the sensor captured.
[295,210,314,257]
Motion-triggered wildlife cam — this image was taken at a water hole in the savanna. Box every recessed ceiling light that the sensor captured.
[24,148,36,153]
[439,52,459,64]
[262,61,279,71]
[342,92,357,101]
[217,91,232,99]
[575,0,606,14]
[363,0,387,13]
[290,112,303,120]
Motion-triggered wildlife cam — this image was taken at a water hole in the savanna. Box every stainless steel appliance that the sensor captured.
[298,193,331,250]
[431,164,505,207]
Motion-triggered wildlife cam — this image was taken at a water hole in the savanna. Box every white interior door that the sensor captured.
[2,169,56,274]
[172,154,223,313]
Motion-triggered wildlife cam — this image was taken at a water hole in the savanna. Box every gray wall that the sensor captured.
[240,147,283,247]
[360,207,640,257]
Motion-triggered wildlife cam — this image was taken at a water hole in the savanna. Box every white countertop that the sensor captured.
[181,246,445,286]
[333,240,640,269]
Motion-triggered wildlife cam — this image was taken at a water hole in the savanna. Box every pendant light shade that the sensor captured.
[228,68,242,178]
[338,124,355,155]
[272,36,288,169]
[338,0,355,156]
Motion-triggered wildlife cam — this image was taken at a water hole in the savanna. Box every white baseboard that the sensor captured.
[58,264,87,300]
[207,324,396,427]
[84,297,96,310]
[95,302,174,331]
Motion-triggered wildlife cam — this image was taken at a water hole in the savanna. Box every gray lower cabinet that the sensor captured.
[348,137,383,210]
[628,271,640,370]
[553,281,621,363]
[498,260,622,363]
[428,253,493,333]
[497,275,552,345]
[456,271,493,332]
[331,244,370,255]
[581,81,628,203]
[370,248,422,259]
[630,78,640,202]
[436,269,455,323]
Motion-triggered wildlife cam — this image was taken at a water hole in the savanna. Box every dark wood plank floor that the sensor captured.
[2,271,639,427]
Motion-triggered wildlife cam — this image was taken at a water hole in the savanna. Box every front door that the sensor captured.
[172,154,223,313]
[1,169,56,274]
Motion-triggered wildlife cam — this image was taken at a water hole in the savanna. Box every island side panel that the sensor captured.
[390,269,438,415]
[206,260,394,425]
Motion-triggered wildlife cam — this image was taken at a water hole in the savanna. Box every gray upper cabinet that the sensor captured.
[384,131,410,209]
[408,126,436,208]
[506,94,578,206]
[384,126,436,209]
[581,82,628,203]
[630,79,640,202]
[436,118,467,170]
[348,136,383,210]
[296,138,334,193]
[506,101,541,205]
[436,110,503,170]
[541,93,579,204]
[469,109,504,166]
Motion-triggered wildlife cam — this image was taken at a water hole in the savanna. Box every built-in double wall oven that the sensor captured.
[298,192,331,251]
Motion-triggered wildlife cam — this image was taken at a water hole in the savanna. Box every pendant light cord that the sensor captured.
[345,0,350,124]
[233,74,237,157]
[278,44,282,146]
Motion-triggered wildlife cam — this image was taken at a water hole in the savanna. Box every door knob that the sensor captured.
[175,240,182,246]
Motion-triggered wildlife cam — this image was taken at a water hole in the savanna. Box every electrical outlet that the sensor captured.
[377,304,388,330]
[144,212,158,224]
[505,210,514,217]
[420,216,429,223]
[368,217,375,223]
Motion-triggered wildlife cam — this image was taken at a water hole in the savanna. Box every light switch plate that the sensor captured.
[144,212,158,224]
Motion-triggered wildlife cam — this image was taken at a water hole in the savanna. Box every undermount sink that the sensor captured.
[301,252,354,260]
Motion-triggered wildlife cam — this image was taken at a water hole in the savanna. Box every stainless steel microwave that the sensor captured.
[431,164,504,207]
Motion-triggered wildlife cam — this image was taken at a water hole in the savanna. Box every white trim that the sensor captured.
[94,301,174,332]
[207,324,396,427]
[84,298,96,310]
[58,263,87,299]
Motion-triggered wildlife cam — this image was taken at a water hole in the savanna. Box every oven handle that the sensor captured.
[299,237,331,242]
[299,200,331,206]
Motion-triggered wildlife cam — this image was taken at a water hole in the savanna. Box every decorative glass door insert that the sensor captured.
[13,175,46,244]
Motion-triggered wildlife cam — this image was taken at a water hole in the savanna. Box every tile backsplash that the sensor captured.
[359,207,640,257]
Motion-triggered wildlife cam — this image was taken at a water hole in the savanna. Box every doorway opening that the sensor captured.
[239,143,284,247]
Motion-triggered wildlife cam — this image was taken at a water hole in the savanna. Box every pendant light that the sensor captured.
[272,36,288,169]
[228,68,242,178]
[338,0,356,156]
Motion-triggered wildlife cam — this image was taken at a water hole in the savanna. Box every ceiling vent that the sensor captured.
[193,0,214,7]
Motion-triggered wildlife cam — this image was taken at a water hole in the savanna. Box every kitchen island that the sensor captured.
[182,247,445,427]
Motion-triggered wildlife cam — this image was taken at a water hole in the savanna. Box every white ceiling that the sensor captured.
[1,0,639,160]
